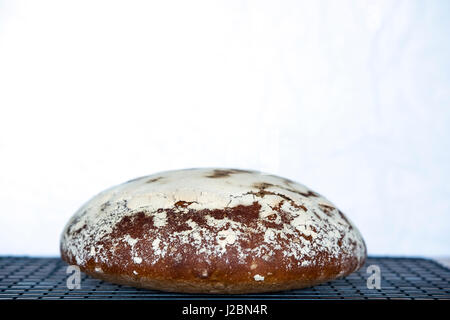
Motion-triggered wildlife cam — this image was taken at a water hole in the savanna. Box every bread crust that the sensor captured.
[60,168,367,294]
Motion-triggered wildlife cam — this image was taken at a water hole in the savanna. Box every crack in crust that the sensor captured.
[206,169,254,178]
[146,177,162,183]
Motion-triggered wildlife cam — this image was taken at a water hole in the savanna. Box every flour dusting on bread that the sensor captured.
[60,168,366,293]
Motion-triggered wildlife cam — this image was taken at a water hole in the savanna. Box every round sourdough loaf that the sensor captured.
[60,168,366,294]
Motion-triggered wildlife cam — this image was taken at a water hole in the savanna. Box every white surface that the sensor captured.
[0,0,449,256]
[434,257,450,269]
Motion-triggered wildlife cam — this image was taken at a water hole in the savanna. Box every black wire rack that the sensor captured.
[0,257,449,300]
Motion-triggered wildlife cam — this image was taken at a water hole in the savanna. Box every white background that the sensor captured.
[0,0,449,257]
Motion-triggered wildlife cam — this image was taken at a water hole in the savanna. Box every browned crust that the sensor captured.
[81,269,344,294]
[60,245,366,294]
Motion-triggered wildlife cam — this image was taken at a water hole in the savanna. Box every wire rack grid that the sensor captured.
[0,257,449,300]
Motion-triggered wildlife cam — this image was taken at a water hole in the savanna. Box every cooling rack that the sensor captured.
[0,257,449,300]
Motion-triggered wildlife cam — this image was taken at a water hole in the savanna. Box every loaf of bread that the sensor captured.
[60,168,366,293]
